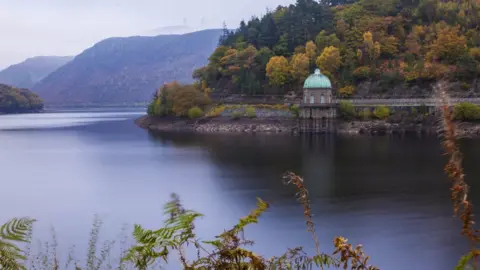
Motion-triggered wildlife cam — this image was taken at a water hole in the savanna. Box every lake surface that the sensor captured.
[0,109,478,270]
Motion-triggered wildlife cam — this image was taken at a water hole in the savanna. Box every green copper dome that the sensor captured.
[303,68,332,89]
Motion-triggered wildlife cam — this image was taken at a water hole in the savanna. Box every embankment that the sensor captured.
[136,115,480,137]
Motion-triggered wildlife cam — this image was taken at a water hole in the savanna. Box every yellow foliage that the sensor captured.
[266,56,291,86]
[469,47,480,61]
[363,31,373,42]
[305,41,317,61]
[206,105,225,117]
[316,46,342,77]
[339,85,355,97]
[290,53,310,83]
[429,25,467,63]
[382,36,398,56]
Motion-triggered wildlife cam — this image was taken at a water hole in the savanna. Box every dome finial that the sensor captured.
[314,68,321,75]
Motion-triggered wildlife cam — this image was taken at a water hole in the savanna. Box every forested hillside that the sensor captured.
[194,0,480,97]
[0,84,43,113]
[33,29,222,105]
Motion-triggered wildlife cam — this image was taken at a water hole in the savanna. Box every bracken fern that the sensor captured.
[0,217,35,269]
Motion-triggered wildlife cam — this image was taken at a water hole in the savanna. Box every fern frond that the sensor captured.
[0,218,35,243]
[0,217,35,269]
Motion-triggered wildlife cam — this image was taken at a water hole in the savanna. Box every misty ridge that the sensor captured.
[0,28,223,105]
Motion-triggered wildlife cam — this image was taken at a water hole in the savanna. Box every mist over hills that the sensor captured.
[32,29,223,105]
[0,56,73,89]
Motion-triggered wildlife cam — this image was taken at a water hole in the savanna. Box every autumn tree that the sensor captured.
[316,46,342,79]
[266,56,291,87]
[381,36,399,58]
[427,25,467,64]
[362,31,381,66]
[315,30,341,52]
[172,85,211,116]
[290,53,310,86]
[305,41,317,61]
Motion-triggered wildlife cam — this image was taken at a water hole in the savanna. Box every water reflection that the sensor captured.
[149,131,478,270]
[0,110,477,270]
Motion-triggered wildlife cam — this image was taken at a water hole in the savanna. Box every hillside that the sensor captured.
[194,0,480,98]
[0,84,43,113]
[0,56,72,89]
[33,29,222,105]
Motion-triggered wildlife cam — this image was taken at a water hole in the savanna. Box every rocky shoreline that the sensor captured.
[136,115,480,137]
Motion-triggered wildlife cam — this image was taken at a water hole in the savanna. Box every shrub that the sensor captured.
[358,108,372,119]
[188,106,204,119]
[373,105,390,120]
[338,85,355,97]
[246,106,257,118]
[232,111,243,120]
[289,104,300,117]
[453,102,480,121]
[339,101,355,119]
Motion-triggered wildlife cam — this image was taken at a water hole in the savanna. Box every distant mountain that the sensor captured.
[33,29,222,105]
[0,56,73,89]
[0,84,43,113]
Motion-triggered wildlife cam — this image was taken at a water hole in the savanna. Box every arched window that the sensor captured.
[320,94,325,104]
[309,95,315,104]
[304,94,307,104]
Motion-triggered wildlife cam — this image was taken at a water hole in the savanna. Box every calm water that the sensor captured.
[0,109,478,269]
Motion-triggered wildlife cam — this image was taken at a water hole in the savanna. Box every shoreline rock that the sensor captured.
[136,115,480,137]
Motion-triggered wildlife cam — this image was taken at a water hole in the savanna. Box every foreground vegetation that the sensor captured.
[193,0,480,96]
[1,84,479,269]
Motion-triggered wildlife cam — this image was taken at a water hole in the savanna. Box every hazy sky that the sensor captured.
[0,0,294,69]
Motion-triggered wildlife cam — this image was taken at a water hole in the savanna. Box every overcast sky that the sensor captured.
[0,0,294,69]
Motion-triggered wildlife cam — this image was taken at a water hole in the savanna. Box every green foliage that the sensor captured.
[455,251,476,270]
[188,106,204,119]
[0,217,35,269]
[245,106,256,118]
[373,105,390,119]
[289,104,300,117]
[232,111,243,120]
[453,102,480,121]
[339,101,356,119]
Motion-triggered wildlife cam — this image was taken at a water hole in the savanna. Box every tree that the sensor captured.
[362,31,381,65]
[273,33,290,56]
[305,41,317,61]
[428,25,467,64]
[290,53,310,85]
[315,31,340,51]
[381,36,399,58]
[172,85,210,116]
[266,56,291,86]
[316,46,342,78]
